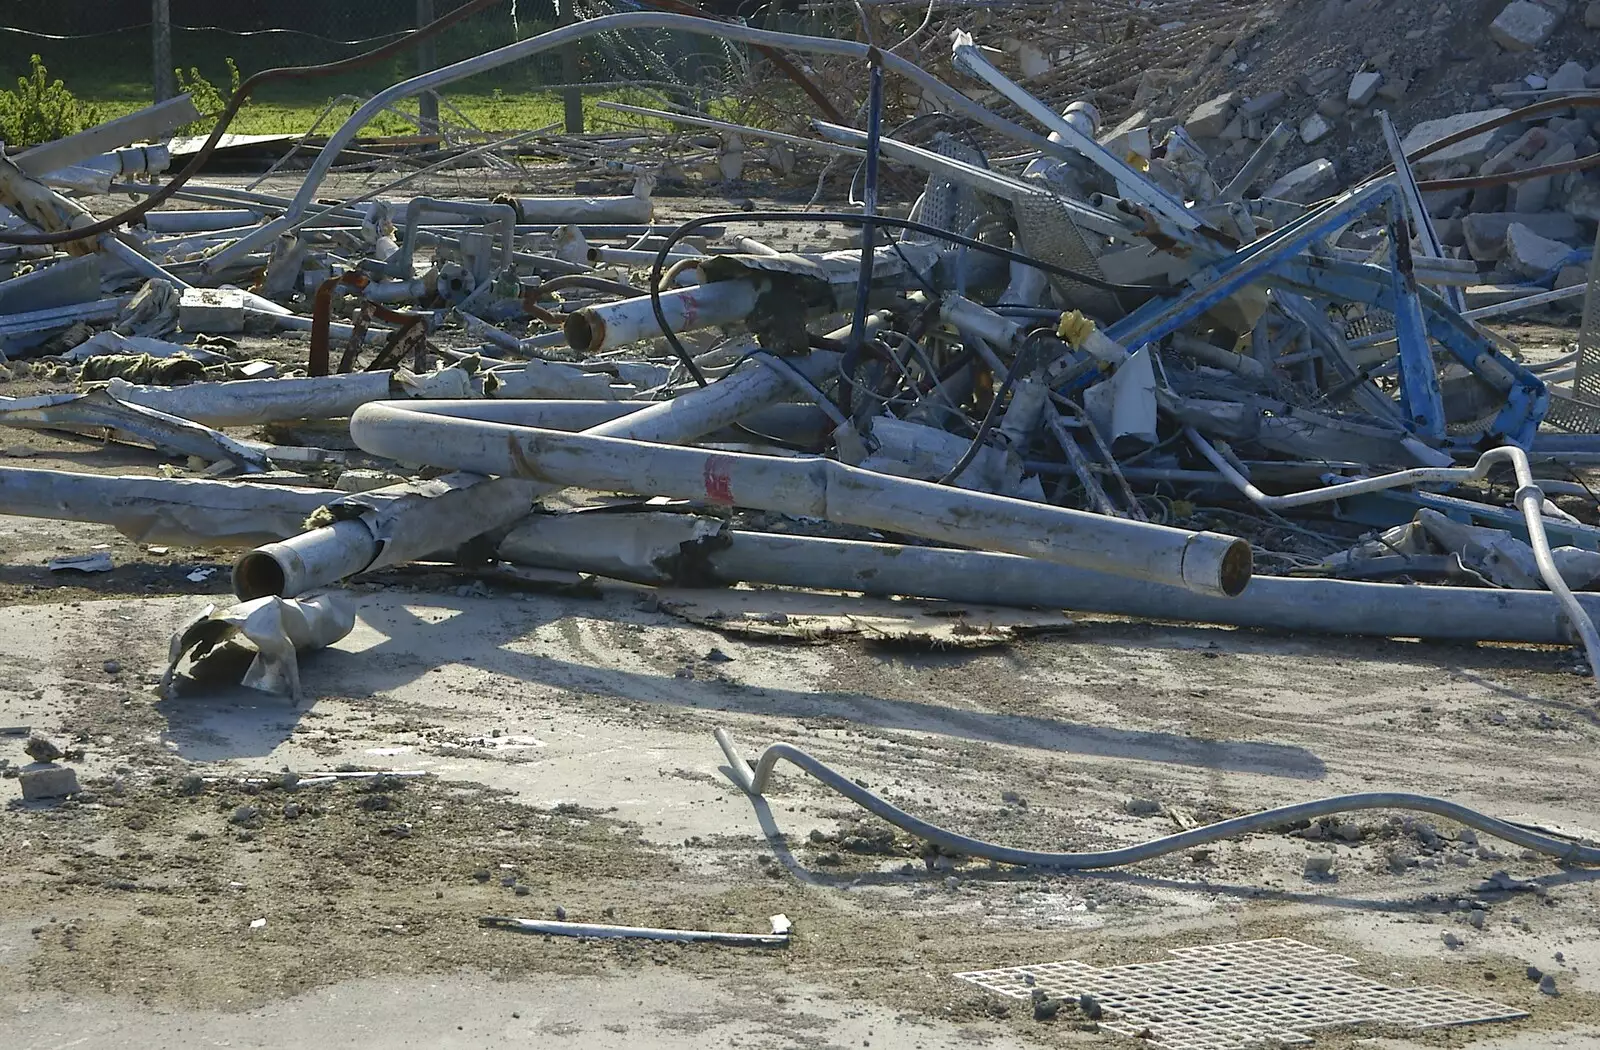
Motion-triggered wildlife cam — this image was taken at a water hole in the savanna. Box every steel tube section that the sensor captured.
[14,95,199,178]
[505,195,653,224]
[349,403,1252,596]
[586,246,705,266]
[564,280,761,354]
[0,466,337,547]
[482,916,789,946]
[0,297,126,338]
[597,100,865,159]
[141,209,268,233]
[812,121,1134,241]
[200,13,1090,273]
[1348,284,1590,349]
[106,372,409,428]
[949,31,1196,229]
[693,530,1600,646]
[232,347,857,598]
[1184,430,1600,673]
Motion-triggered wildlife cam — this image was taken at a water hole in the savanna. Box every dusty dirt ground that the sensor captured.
[3,176,1600,1049]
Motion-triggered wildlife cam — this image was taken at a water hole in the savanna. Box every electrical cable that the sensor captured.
[714,728,1600,869]
[0,0,504,246]
[648,209,1145,389]
[938,328,1054,485]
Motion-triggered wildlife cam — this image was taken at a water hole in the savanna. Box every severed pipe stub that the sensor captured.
[1183,532,1252,598]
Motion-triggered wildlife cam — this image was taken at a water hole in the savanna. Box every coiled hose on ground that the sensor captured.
[714,728,1600,869]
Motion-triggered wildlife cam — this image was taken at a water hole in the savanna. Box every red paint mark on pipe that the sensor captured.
[703,455,734,505]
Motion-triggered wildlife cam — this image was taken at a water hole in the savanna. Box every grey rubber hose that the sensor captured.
[714,729,1600,869]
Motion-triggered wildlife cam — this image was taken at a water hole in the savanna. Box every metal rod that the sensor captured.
[850,50,884,351]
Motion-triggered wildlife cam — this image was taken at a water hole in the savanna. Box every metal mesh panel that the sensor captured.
[907,133,986,248]
[1012,190,1120,317]
[955,938,1525,1050]
[1549,224,1600,433]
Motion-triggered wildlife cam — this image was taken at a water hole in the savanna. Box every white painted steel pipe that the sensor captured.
[142,209,267,233]
[586,245,705,266]
[349,404,1252,596]
[108,373,406,428]
[506,195,652,224]
[13,94,198,177]
[699,531,1600,647]
[0,466,337,547]
[564,280,762,354]
[1185,429,1600,675]
[231,346,859,599]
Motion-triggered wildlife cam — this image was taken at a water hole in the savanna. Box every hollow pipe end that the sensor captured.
[1182,533,1253,598]
[564,311,600,354]
[232,547,288,600]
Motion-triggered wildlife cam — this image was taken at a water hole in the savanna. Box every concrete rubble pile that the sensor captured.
[7,11,1600,697]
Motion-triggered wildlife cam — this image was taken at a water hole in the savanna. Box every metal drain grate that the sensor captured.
[954,938,1526,1049]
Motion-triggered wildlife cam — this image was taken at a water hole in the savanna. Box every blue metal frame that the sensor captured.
[1101,179,1547,451]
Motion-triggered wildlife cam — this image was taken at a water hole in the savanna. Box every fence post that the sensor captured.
[152,0,175,103]
[557,0,584,134]
[417,0,440,137]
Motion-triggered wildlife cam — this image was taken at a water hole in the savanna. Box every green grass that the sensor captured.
[0,27,725,141]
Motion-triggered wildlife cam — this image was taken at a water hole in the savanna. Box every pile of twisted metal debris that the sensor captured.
[5,12,1600,693]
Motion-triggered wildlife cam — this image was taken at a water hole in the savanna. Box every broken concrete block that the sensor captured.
[178,287,246,334]
[1185,92,1237,138]
[1348,70,1383,107]
[1240,90,1285,118]
[1300,113,1334,144]
[1377,77,1409,102]
[1556,264,1589,288]
[1490,1,1560,50]
[20,764,79,800]
[1512,140,1577,211]
[1566,177,1600,220]
[1298,67,1342,95]
[1548,60,1589,92]
[1505,222,1574,277]
[1588,0,1600,26]
[1220,115,1245,141]
[1425,188,1472,220]
[1547,116,1587,143]
[1403,109,1514,174]
[1264,159,1339,203]
[1464,212,1582,260]
[1481,127,1549,175]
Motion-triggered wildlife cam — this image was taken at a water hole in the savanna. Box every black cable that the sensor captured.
[938,328,1056,486]
[649,209,1143,389]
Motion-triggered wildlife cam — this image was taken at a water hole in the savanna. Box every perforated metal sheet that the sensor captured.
[954,938,1526,1050]
[907,132,986,249]
[1550,223,1600,433]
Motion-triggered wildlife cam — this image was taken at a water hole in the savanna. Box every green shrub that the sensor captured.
[0,55,103,149]
[174,58,244,135]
